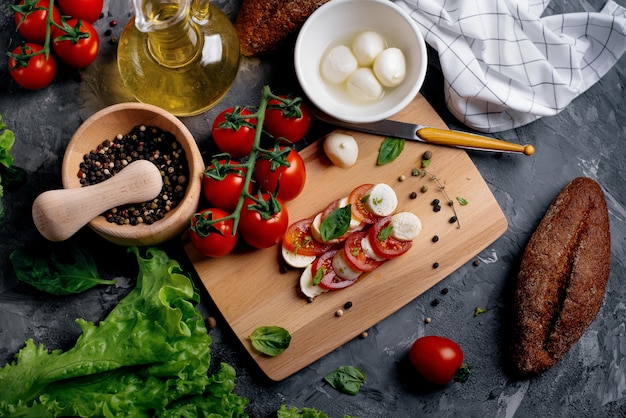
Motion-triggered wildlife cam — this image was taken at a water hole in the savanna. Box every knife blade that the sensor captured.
[312,108,535,156]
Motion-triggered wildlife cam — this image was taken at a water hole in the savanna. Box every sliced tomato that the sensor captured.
[316,250,356,290]
[348,184,377,224]
[368,216,413,259]
[343,231,385,272]
[283,218,334,256]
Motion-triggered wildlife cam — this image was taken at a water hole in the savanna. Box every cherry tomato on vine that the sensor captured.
[239,193,289,249]
[264,95,311,143]
[12,0,62,44]
[255,147,306,201]
[409,336,467,385]
[57,0,103,23]
[52,19,100,68]
[189,208,238,258]
[8,43,56,90]
[202,160,250,212]
[212,107,257,158]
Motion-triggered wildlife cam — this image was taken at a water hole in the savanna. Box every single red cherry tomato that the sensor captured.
[368,216,412,259]
[51,19,100,68]
[343,231,385,272]
[255,147,306,201]
[189,208,238,257]
[239,193,289,249]
[8,43,56,90]
[263,95,311,143]
[201,160,250,212]
[57,0,103,23]
[409,336,464,385]
[212,107,257,158]
[348,184,377,224]
[12,0,62,43]
[283,218,334,256]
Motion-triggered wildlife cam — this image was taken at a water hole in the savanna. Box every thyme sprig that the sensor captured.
[412,167,462,229]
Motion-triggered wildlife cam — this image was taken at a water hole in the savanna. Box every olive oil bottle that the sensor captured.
[117,0,240,116]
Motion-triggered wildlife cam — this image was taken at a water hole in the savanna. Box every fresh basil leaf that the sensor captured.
[377,137,405,165]
[312,267,324,286]
[377,225,393,241]
[9,243,116,295]
[319,205,351,242]
[456,196,468,206]
[250,326,291,356]
[324,365,366,395]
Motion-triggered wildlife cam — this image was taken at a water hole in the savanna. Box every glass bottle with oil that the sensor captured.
[117,0,240,117]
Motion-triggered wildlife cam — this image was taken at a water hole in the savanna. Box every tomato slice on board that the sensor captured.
[316,250,357,291]
[283,218,335,256]
[343,231,385,272]
[368,216,413,259]
[348,184,377,224]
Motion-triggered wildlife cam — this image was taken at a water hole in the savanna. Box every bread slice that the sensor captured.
[510,177,611,375]
[234,0,330,56]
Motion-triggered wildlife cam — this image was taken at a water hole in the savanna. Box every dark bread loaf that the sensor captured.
[234,0,330,56]
[510,177,611,375]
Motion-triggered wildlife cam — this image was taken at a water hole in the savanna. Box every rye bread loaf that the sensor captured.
[510,177,611,375]
[234,0,330,56]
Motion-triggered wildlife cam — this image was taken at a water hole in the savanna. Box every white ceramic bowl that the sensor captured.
[62,103,204,246]
[294,0,427,123]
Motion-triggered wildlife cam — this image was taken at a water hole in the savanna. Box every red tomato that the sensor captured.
[8,43,56,90]
[283,218,334,256]
[317,250,357,290]
[212,107,257,158]
[348,184,377,224]
[202,160,250,212]
[51,19,99,68]
[368,216,412,259]
[343,231,385,272]
[57,0,103,23]
[255,147,306,201]
[239,193,289,249]
[189,208,238,257]
[12,0,62,44]
[264,95,311,143]
[409,336,464,385]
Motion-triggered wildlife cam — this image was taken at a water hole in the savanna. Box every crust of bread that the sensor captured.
[234,0,330,56]
[510,177,611,375]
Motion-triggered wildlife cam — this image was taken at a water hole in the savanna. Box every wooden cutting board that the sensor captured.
[183,94,508,381]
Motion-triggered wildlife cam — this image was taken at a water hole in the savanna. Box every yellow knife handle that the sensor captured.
[416,127,535,156]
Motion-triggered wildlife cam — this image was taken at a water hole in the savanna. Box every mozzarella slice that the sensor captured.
[346,67,383,101]
[282,245,316,268]
[390,212,422,241]
[364,183,398,217]
[321,45,358,84]
[332,250,362,281]
[360,234,385,261]
[299,264,327,299]
[352,30,386,66]
[373,47,406,87]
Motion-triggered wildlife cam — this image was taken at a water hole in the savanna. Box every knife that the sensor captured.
[312,108,535,156]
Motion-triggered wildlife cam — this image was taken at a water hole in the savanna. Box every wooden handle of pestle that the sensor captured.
[32,160,164,241]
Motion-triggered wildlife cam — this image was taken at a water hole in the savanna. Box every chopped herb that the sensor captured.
[474,306,487,317]
[377,225,393,241]
[457,196,469,206]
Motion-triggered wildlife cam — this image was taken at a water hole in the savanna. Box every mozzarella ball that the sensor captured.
[346,67,383,101]
[324,133,359,168]
[373,47,406,87]
[321,45,358,84]
[352,31,386,66]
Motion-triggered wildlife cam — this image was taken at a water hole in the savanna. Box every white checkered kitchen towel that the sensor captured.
[394,0,626,132]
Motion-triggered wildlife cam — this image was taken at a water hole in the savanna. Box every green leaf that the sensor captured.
[250,326,292,356]
[456,196,468,206]
[377,137,405,165]
[319,205,352,242]
[9,244,116,295]
[324,365,366,395]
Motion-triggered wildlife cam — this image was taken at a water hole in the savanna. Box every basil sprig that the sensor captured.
[319,205,352,242]
[324,365,366,395]
[250,326,292,356]
[377,137,405,165]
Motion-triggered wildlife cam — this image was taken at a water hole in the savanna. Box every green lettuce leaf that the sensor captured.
[0,247,248,417]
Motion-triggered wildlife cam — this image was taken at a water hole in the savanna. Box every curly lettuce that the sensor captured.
[0,247,248,417]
